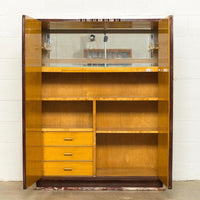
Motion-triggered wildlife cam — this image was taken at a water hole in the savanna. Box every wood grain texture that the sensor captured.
[93,101,97,176]
[96,134,158,173]
[169,15,174,189]
[158,18,169,67]
[42,128,93,132]
[42,67,159,73]
[42,101,93,129]
[96,128,158,134]
[41,20,158,33]
[157,17,170,188]
[43,162,93,176]
[23,15,42,189]
[96,101,158,130]
[42,96,165,101]
[26,131,43,146]
[43,146,93,161]
[42,73,158,98]
[43,132,93,146]
[97,168,158,176]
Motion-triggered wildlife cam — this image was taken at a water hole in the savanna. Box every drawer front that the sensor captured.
[43,132,93,146]
[43,162,93,176]
[43,147,93,161]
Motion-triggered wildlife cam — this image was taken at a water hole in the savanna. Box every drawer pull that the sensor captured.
[64,153,72,156]
[64,168,72,171]
[64,138,73,141]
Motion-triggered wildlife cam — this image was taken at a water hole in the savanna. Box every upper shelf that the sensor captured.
[42,96,168,101]
[96,128,158,134]
[42,66,160,73]
[41,127,93,132]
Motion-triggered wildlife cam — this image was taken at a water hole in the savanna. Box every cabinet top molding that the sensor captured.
[38,18,168,22]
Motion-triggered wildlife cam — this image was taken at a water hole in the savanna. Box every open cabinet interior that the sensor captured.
[96,134,158,176]
[42,101,93,129]
[96,100,158,176]
[42,72,158,99]
[23,16,173,189]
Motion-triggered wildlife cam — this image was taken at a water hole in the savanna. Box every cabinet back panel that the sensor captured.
[42,73,158,98]
[96,101,158,129]
[42,101,93,128]
[96,134,157,169]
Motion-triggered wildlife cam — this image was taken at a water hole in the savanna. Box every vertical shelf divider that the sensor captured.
[93,100,97,176]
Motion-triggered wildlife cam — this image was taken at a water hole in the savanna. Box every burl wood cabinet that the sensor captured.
[22,15,173,189]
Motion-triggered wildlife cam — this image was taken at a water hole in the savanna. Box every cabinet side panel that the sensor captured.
[23,15,42,188]
[169,15,173,189]
[158,17,171,188]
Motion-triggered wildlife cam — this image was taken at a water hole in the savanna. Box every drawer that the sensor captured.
[43,147,93,161]
[43,162,93,176]
[43,132,93,146]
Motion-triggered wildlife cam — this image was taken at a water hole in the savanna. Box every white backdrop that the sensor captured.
[0,0,200,181]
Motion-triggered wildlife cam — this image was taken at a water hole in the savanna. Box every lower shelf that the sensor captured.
[96,128,158,134]
[97,168,158,176]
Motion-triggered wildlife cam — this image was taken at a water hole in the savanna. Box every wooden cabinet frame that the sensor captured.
[22,16,173,189]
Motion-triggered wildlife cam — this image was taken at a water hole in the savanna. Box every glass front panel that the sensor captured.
[43,33,157,67]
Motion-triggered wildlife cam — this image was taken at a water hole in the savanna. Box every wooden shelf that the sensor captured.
[97,168,158,176]
[96,128,158,134]
[28,128,158,133]
[42,66,159,73]
[42,96,167,101]
[42,97,94,101]
[42,128,93,132]
[48,58,155,64]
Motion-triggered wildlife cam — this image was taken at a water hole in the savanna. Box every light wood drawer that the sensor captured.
[43,162,93,176]
[43,132,93,146]
[43,147,93,161]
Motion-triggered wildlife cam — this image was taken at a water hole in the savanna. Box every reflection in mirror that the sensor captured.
[43,33,157,67]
